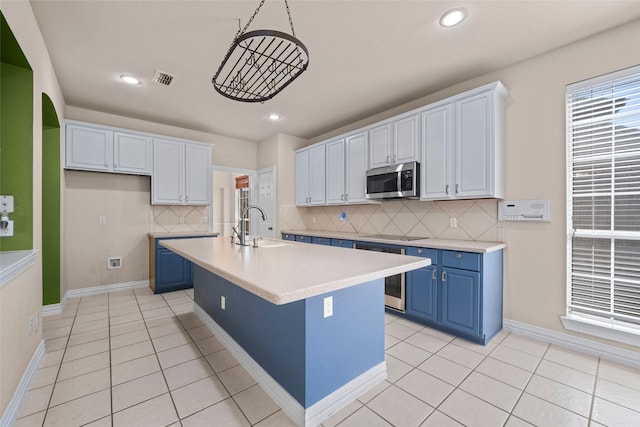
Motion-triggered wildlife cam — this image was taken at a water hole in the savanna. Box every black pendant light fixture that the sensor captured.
[212,0,309,103]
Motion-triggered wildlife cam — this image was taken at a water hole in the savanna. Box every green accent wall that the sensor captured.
[1,13,33,251]
[42,93,60,304]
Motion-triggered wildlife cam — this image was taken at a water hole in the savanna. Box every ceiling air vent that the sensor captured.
[152,70,174,86]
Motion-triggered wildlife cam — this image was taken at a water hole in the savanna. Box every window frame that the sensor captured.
[563,64,640,347]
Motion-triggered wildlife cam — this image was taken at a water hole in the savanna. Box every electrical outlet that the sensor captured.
[449,217,457,227]
[99,216,106,225]
[221,295,226,310]
[312,216,317,224]
[203,216,209,223]
[108,257,122,269]
[323,296,333,318]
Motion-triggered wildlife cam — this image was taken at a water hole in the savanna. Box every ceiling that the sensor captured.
[30,1,640,142]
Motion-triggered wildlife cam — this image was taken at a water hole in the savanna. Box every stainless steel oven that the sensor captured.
[353,242,405,312]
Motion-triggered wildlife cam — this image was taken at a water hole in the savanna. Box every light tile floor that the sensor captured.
[14,287,640,427]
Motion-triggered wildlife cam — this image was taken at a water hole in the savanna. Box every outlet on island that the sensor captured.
[323,296,333,318]
[221,295,226,310]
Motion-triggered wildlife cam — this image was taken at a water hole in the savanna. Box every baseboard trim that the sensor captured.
[194,304,386,427]
[0,340,46,427]
[66,280,149,298]
[43,280,149,317]
[504,319,640,370]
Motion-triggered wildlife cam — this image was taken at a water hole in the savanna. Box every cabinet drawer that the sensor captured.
[312,236,331,246]
[406,247,438,264]
[442,250,480,271]
[282,233,296,241]
[296,235,310,243]
[331,239,354,248]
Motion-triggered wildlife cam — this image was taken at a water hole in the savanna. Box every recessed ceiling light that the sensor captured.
[440,8,466,27]
[268,113,282,121]
[120,75,141,85]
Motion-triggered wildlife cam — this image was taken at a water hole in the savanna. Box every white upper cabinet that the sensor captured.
[368,124,392,168]
[325,139,346,204]
[325,132,368,205]
[368,114,420,168]
[113,132,152,175]
[393,114,420,165]
[152,138,211,205]
[421,82,507,200]
[345,132,368,203]
[65,123,113,172]
[184,143,211,205]
[295,144,326,206]
[421,105,452,199]
[65,121,151,175]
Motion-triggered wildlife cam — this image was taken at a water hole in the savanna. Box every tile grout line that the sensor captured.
[587,357,602,424]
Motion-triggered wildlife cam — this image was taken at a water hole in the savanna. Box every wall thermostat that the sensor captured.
[498,199,550,222]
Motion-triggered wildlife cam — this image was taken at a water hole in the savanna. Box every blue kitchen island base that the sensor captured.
[193,266,387,427]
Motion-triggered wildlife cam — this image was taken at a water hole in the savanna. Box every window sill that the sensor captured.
[561,313,640,347]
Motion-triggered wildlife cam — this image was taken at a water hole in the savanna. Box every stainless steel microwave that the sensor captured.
[366,161,420,199]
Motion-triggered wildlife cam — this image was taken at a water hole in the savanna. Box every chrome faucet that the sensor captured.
[238,205,268,246]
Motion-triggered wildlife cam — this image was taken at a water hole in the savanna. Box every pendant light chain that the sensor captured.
[284,0,297,37]
[238,0,266,37]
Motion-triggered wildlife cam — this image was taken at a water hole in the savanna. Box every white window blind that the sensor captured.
[567,65,640,326]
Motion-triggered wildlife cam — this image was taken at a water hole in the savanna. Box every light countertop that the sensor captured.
[148,231,219,238]
[160,237,430,305]
[281,230,506,253]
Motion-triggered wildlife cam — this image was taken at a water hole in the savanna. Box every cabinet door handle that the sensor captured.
[393,154,397,163]
[179,195,182,201]
[456,184,459,194]
[345,194,349,201]
[445,185,449,194]
[186,195,190,202]
[442,271,447,282]
[114,163,118,168]
[386,155,390,164]
[340,194,344,201]
[432,269,436,280]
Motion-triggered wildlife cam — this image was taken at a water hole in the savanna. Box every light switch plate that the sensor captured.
[323,296,333,318]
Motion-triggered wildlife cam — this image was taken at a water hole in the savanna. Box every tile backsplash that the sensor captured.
[150,205,208,233]
[281,199,502,241]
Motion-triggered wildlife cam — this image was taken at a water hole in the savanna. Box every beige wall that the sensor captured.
[306,19,640,351]
[257,133,308,236]
[64,171,151,290]
[0,1,66,416]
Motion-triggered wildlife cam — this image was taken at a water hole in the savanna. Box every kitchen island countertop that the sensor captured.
[160,236,430,305]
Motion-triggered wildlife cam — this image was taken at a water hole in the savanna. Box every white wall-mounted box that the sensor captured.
[498,199,550,222]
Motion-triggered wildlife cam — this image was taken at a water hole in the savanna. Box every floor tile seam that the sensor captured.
[66,331,110,348]
[592,392,640,414]
[139,302,184,426]
[229,391,278,426]
[61,345,111,364]
[494,342,551,358]
[392,365,454,408]
[594,370,640,392]
[519,391,592,421]
[362,385,434,427]
[462,370,524,397]
[586,358,601,423]
[110,336,151,351]
[46,378,112,409]
[436,387,512,424]
[439,340,492,369]
[531,369,597,396]
[483,354,537,374]
[112,387,170,415]
[541,355,598,376]
[507,343,552,423]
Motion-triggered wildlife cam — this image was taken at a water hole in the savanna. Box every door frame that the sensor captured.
[256,165,277,238]
[210,165,257,235]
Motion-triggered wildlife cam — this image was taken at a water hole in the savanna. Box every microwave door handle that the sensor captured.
[397,171,402,196]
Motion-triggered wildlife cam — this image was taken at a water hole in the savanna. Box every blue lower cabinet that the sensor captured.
[406,247,439,323]
[311,236,331,246]
[404,247,503,345]
[281,233,296,241]
[296,235,310,243]
[441,267,481,337]
[153,235,212,294]
[331,239,354,248]
[155,247,193,292]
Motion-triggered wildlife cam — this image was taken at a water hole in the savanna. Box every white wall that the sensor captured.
[0,1,66,416]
